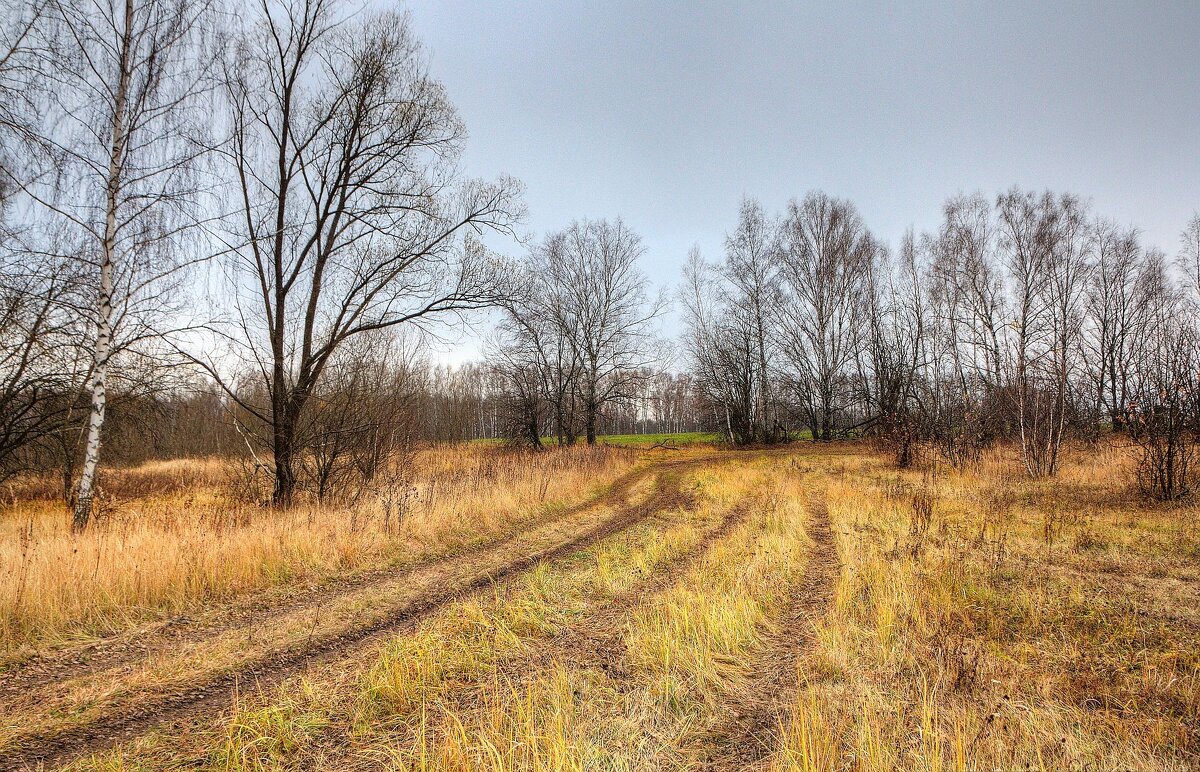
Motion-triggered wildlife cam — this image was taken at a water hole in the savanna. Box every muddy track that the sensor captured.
[699,491,840,771]
[328,493,756,770]
[0,455,688,704]
[1,460,719,771]
[546,495,756,682]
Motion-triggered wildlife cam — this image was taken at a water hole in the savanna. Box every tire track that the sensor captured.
[1,463,716,771]
[0,458,656,703]
[698,491,840,771]
[545,495,756,683]
[326,494,758,769]
[470,493,756,688]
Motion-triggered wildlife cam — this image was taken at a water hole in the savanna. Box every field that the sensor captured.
[593,432,721,448]
[1,439,1198,770]
[470,432,722,448]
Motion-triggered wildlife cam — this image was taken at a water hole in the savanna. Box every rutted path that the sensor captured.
[0,455,743,771]
[698,491,841,771]
[317,488,757,768]
[0,457,657,702]
[542,495,756,683]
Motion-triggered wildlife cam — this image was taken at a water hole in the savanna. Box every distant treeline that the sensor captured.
[2,0,1199,524]
[681,191,1200,498]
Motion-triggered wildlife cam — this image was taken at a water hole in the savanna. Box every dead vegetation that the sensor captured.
[0,441,1197,771]
[0,445,633,660]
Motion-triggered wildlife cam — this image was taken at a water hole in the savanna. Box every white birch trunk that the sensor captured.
[72,264,112,530]
[72,0,132,532]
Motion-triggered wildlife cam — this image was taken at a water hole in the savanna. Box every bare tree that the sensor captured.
[491,243,582,447]
[776,191,876,440]
[996,189,1092,477]
[532,219,662,445]
[0,0,74,482]
[1084,222,1155,432]
[1126,257,1198,500]
[489,283,551,449]
[862,231,927,466]
[722,198,781,442]
[933,194,1006,397]
[680,246,760,444]
[205,1,522,505]
[490,349,546,449]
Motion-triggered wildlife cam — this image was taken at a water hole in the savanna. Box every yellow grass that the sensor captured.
[773,444,1200,771]
[364,456,821,770]
[13,441,1200,770]
[0,444,633,658]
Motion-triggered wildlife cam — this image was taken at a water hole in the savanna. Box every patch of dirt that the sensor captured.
[698,491,841,771]
[0,457,730,771]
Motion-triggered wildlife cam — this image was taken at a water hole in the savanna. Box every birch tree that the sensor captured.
[1084,222,1153,430]
[777,191,876,440]
[997,189,1092,477]
[680,246,760,444]
[722,198,780,442]
[4,0,216,529]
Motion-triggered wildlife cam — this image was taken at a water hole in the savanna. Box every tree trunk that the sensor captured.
[585,406,597,445]
[73,0,132,532]
[272,409,298,506]
[528,413,542,450]
[73,325,110,530]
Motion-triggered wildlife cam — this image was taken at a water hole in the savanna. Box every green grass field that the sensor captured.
[470,432,722,447]
[596,432,720,447]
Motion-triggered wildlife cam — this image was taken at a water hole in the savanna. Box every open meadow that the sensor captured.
[1,438,1197,771]
[3,0,1198,768]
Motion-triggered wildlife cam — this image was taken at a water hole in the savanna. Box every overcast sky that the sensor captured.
[402,0,1200,358]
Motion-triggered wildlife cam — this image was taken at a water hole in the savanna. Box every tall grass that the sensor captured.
[28,442,1200,771]
[772,444,1200,771]
[0,445,632,657]
[387,459,817,769]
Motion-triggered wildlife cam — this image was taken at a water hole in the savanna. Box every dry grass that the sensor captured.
[12,441,1200,770]
[0,444,633,659]
[164,464,720,771]
[773,443,1200,771]
[378,460,808,770]
[158,456,818,771]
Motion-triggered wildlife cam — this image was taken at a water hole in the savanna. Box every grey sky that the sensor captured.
[403,0,1199,355]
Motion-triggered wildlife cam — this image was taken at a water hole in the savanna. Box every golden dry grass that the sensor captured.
[69,454,819,770]
[9,441,1200,771]
[0,444,633,659]
[774,443,1200,771]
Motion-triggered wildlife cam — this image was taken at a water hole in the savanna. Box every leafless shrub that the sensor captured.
[1126,264,1200,501]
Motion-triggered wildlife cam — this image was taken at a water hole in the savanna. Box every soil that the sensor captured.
[697,491,841,771]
